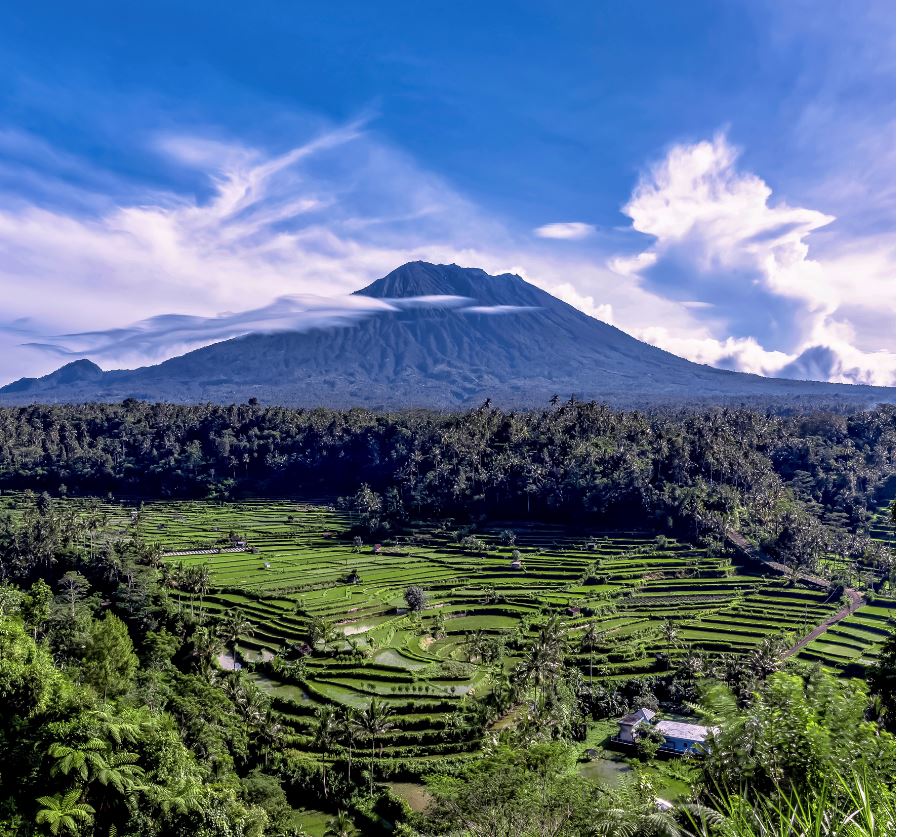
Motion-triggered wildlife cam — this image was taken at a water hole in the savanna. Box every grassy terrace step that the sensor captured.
[802,595,895,671]
[10,495,856,769]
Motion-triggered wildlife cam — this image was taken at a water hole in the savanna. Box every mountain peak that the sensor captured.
[0,262,890,409]
[0,358,103,394]
[355,261,531,306]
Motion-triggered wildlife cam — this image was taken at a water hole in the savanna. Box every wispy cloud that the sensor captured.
[533,221,595,240]
[461,305,540,315]
[22,292,495,364]
[0,118,687,383]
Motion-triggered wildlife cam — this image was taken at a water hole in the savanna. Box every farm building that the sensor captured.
[616,708,656,743]
[616,709,715,754]
[653,720,716,754]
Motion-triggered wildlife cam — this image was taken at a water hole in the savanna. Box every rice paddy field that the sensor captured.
[3,493,893,773]
[798,597,895,671]
[869,500,896,551]
[113,499,892,767]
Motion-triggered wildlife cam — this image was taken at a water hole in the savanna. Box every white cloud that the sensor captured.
[0,124,511,379]
[549,282,614,324]
[608,251,657,276]
[615,133,896,386]
[533,221,595,240]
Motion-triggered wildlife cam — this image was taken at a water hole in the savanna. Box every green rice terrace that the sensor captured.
[61,497,883,771]
[2,490,891,780]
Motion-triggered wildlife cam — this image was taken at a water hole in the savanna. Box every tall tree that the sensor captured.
[82,613,138,699]
[353,698,394,797]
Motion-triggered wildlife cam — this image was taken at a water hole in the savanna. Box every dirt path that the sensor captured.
[780,587,864,658]
[162,546,248,557]
[725,529,863,660]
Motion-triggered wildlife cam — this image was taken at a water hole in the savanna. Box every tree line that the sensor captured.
[0,401,893,580]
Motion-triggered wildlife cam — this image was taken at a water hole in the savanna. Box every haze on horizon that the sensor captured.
[0,0,894,388]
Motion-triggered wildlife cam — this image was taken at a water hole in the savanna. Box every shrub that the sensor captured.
[405,586,428,612]
[499,529,516,546]
[460,535,487,554]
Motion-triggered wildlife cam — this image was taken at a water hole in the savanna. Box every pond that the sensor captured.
[340,617,392,636]
[578,755,632,786]
[252,675,311,702]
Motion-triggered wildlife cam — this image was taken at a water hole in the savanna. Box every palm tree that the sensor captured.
[195,564,212,611]
[513,615,568,712]
[337,706,358,784]
[162,561,185,612]
[183,564,212,616]
[190,626,222,677]
[218,608,253,669]
[35,790,95,835]
[581,622,602,684]
[661,619,679,654]
[257,708,284,769]
[324,810,359,837]
[353,698,395,797]
[313,705,339,797]
[235,684,268,734]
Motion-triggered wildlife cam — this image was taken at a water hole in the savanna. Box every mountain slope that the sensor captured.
[0,262,892,408]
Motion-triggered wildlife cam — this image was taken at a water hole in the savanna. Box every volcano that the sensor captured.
[1,262,891,408]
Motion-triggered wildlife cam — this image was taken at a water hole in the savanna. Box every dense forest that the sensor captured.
[0,401,894,578]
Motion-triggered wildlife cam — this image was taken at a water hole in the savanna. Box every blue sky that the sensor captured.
[0,0,894,385]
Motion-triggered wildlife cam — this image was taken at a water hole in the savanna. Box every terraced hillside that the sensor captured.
[868,500,896,551]
[798,596,895,672]
[98,499,849,769]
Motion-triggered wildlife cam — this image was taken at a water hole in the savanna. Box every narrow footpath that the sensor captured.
[781,587,864,658]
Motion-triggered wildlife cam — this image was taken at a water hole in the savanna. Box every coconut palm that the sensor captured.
[313,705,339,796]
[337,706,358,784]
[580,622,602,683]
[218,607,253,669]
[257,708,284,769]
[324,810,359,837]
[353,698,395,797]
[183,564,212,616]
[661,619,679,654]
[194,564,211,608]
[35,790,95,835]
[235,683,268,733]
[190,626,222,677]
